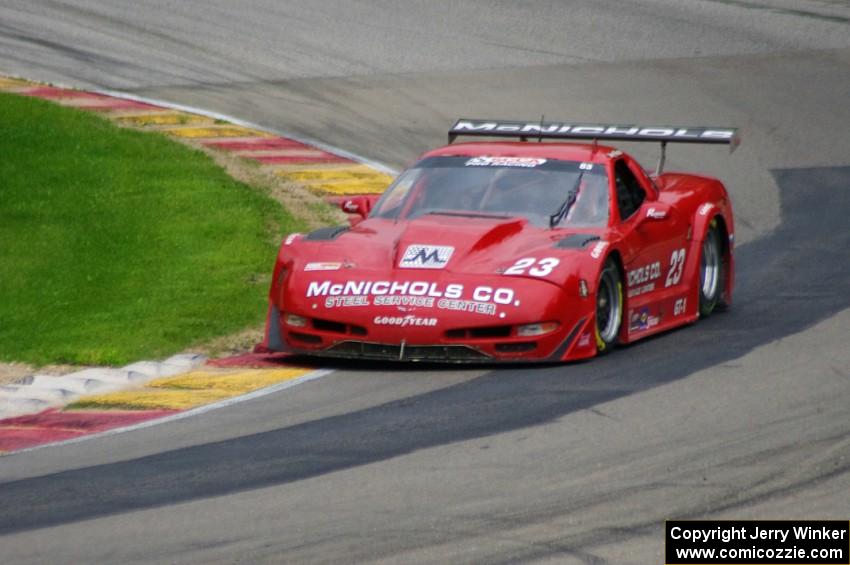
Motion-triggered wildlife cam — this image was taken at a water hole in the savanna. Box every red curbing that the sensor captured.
[0,408,179,452]
[19,86,162,110]
[249,154,353,165]
[205,352,293,368]
[0,429,85,452]
[202,138,313,151]
[73,99,161,112]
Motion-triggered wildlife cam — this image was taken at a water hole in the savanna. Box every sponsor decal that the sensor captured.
[665,248,686,287]
[465,156,547,168]
[646,207,667,220]
[373,315,437,327]
[674,297,687,316]
[399,244,454,269]
[627,282,655,298]
[627,261,661,287]
[578,331,591,347]
[305,262,342,272]
[284,233,301,246]
[698,202,713,216]
[472,286,515,304]
[438,298,496,316]
[342,200,359,212]
[451,120,737,142]
[629,307,660,332]
[590,240,608,259]
[504,257,559,277]
[325,296,369,308]
[374,296,435,307]
[306,280,516,317]
[607,149,623,158]
[307,280,463,299]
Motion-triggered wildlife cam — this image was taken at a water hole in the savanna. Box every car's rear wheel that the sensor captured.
[595,259,623,354]
[699,220,724,317]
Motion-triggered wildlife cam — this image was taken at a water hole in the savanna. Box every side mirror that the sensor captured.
[340,197,371,218]
[339,195,378,225]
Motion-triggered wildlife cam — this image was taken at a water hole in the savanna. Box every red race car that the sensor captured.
[259,119,739,362]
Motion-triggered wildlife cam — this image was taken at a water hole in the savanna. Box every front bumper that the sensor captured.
[263,271,598,363]
[264,304,594,363]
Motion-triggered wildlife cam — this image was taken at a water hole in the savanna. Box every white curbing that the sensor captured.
[0,398,48,416]
[30,375,109,393]
[0,386,76,401]
[0,353,207,419]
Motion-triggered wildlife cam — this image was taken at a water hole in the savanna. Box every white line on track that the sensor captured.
[4,368,336,458]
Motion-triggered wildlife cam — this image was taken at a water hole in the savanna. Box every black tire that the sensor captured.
[698,220,724,317]
[595,258,623,354]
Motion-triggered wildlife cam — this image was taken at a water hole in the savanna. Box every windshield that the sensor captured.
[371,156,609,228]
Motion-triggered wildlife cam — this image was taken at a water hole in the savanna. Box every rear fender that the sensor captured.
[683,202,734,313]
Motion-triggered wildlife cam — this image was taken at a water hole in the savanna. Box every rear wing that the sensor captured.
[447,118,740,174]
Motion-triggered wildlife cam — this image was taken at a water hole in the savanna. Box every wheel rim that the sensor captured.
[596,269,621,343]
[701,230,720,300]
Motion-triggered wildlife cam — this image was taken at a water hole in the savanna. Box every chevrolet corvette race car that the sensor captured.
[259,119,738,362]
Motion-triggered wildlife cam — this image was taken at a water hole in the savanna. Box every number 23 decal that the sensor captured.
[504,257,560,277]
[665,248,686,287]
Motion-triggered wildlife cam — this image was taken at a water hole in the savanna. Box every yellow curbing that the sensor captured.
[309,179,393,195]
[279,167,392,183]
[69,368,312,411]
[274,167,394,194]
[149,368,310,391]
[114,112,214,127]
[70,389,233,411]
[269,162,374,173]
[0,77,29,90]
[163,125,275,139]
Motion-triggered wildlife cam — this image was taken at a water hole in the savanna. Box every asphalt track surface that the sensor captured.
[2,1,850,563]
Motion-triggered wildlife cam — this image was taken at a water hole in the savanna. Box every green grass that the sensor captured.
[0,92,304,366]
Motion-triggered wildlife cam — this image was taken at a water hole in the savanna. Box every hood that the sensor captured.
[293,214,596,278]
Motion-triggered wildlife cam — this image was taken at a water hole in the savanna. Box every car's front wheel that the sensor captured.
[595,259,623,354]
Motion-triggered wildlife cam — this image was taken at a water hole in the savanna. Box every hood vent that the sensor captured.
[554,234,600,249]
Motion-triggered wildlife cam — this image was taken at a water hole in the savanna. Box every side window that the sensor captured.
[614,160,645,221]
